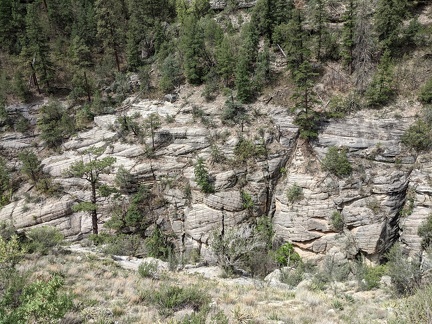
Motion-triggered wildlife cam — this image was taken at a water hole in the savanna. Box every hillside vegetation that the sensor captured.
[1,0,432,322]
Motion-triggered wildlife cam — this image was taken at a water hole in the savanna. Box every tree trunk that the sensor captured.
[84,72,92,102]
[91,181,98,235]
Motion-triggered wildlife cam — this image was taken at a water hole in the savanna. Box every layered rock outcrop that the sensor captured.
[0,97,429,263]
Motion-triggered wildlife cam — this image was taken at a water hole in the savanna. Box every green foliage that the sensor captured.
[255,216,274,250]
[116,114,142,138]
[402,120,432,152]
[0,274,73,324]
[18,150,42,184]
[374,0,410,53]
[115,165,137,194]
[341,0,355,73]
[14,115,30,133]
[0,157,11,208]
[418,213,432,249]
[386,243,421,296]
[241,191,254,210]
[330,211,344,232]
[67,146,116,234]
[194,157,214,193]
[322,146,352,177]
[25,226,64,255]
[159,54,182,93]
[0,221,16,241]
[21,3,54,92]
[0,235,25,272]
[280,265,306,288]
[145,227,174,261]
[312,255,351,289]
[140,284,210,317]
[38,101,75,149]
[356,263,387,290]
[138,260,158,278]
[365,50,395,107]
[273,242,301,267]
[211,225,271,277]
[234,138,266,162]
[286,183,303,204]
[393,283,432,324]
[419,78,432,104]
[221,99,249,130]
[180,15,207,85]
[103,234,146,257]
[327,94,360,119]
[143,113,161,151]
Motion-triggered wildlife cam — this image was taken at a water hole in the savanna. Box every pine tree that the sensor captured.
[341,0,355,74]
[235,53,253,103]
[311,0,327,61]
[180,15,207,85]
[353,0,376,92]
[254,42,271,94]
[216,36,236,86]
[95,0,126,72]
[375,0,410,53]
[0,0,26,54]
[365,50,394,107]
[67,146,116,235]
[21,3,54,93]
[70,36,93,102]
[286,8,320,140]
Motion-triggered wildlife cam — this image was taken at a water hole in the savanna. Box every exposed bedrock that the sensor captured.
[0,100,429,263]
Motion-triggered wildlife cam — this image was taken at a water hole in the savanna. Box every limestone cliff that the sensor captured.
[0,93,428,264]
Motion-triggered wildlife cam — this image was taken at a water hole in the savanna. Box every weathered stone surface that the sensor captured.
[184,204,223,242]
[273,110,415,260]
[0,94,425,265]
[204,191,243,212]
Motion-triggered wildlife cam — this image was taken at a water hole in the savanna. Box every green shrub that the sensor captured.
[273,242,301,267]
[140,284,210,317]
[419,78,432,103]
[103,234,146,257]
[356,263,387,290]
[194,157,214,193]
[241,190,254,210]
[138,261,158,278]
[145,227,174,261]
[0,273,73,323]
[25,226,64,255]
[393,283,432,324]
[0,221,15,241]
[37,100,76,149]
[386,243,421,296]
[365,50,394,107]
[286,183,303,204]
[402,119,432,152]
[211,225,270,277]
[15,115,31,133]
[280,266,305,288]
[221,99,249,129]
[330,211,344,232]
[327,94,360,119]
[234,137,266,162]
[322,146,352,177]
[0,158,11,208]
[418,213,432,249]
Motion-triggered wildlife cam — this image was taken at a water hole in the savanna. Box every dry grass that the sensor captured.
[15,249,400,323]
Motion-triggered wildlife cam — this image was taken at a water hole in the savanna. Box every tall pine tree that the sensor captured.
[21,3,54,93]
[95,0,127,72]
[341,0,355,74]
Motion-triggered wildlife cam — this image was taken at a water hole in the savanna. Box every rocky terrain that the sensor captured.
[0,86,428,265]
